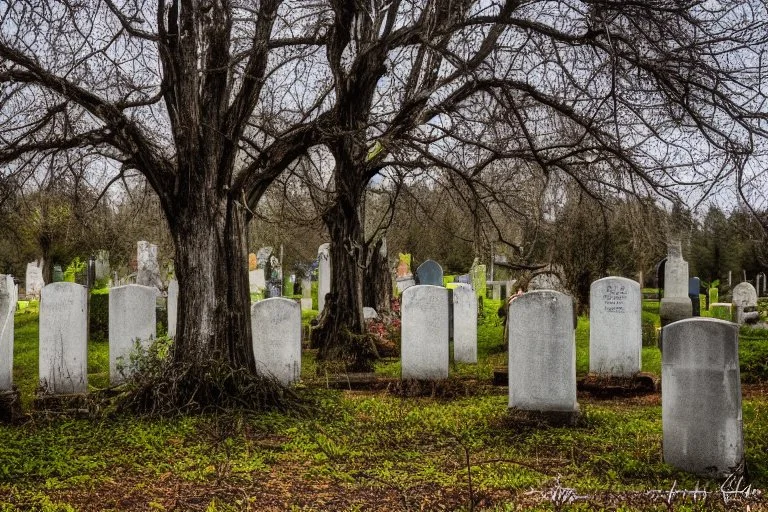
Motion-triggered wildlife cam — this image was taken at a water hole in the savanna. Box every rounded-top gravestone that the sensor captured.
[416,260,443,287]
[731,282,757,308]
[662,317,742,477]
[589,277,641,377]
[507,290,578,417]
[401,285,450,380]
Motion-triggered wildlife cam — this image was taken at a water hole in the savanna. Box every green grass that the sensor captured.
[3,297,768,510]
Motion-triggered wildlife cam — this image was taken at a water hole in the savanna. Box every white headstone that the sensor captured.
[0,275,15,390]
[363,307,379,320]
[660,240,692,325]
[731,282,758,308]
[109,285,157,384]
[25,261,45,299]
[317,243,331,313]
[662,318,743,477]
[39,283,88,394]
[249,269,266,294]
[136,241,162,288]
[167,279,179,338]
[452,284,477,364]
[508,290,578,413]
[251,298,301,385]
[401,285,450,380]
[589,277,641,377]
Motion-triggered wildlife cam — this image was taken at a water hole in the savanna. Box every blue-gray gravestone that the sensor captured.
[688,277,701,317]
[416,260,443,286]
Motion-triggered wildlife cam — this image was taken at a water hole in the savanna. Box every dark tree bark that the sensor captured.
[364,238,392,315]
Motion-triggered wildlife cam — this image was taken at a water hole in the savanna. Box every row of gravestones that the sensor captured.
[0,280,303,395]
[402,277,742,478]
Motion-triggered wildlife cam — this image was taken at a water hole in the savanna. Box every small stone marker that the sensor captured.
[508,290,578,418]
[249,268,266,295]
[109,285,157,384]
[25,261,45,299]
[401,285,450,380]
[662,318,743,477]
[317,243,331,313]
[39,283,88,394]
[452,284,477,364]
[731,282,758,324]
[659,240,692,327]
[589,277,641,377]
[363,307,379,320]
[469,260,486,298]
[301,278,312,299]
[0,275,14,391]
[136,241,162,289]
[167,279,178,338]
[251,298,301,385]
[416,260,443,286]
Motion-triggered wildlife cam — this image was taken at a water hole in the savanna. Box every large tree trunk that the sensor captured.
[311,192,377,371]
[169,194,256,372]
[364,238,392,315]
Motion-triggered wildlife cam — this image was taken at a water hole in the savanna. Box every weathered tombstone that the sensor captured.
[363,307,379,320]
[39,283,88,394]
[167,279,179,338]
[51,265,64,283]
[317,243,331,313]
[508,290,578,420]
[25,261,45,299]
[136,241,162,289]
[249,268,266,295]
[528,272,565,292]
[688,277,701,317]
[416,260,443,287]
[469,259,487,298]
[0,275,14,390]
[94,250,110,281]
[250,298,301,385]
[490,282,502,300]
[659,240,692,328]
[300,278,313,310]
[401,285,450,380]
[589,277,641,377]
[109,285,157,384]
[731,282,758,324]
[662,318,743,477]
[452,284,478,364]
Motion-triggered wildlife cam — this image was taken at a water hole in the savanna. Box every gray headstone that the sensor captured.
[731,282,758,324]
[401,285,450,380]
[0,275,14,390]
[317,243,331,313]
[589,277,641,377]
[396,276,416,293]
[416,260,443,287]
[52,265,64,283]
[249,269,266,294]
[301,278,312,299]
[491,283,502,300]
[662,318,743,477]
[251,298,301,385]
[136,241,162,289]
[94,250,110,281]
[363,307,379,320]
[39,283,88,394]
[660,240,692,327]
[508,290,578,414]
[300,298,313,311]
[452,284,477,364]
[25,261,45,299]
[109,285,157,384]
[167,279,179,338]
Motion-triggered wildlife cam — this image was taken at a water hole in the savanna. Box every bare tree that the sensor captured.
[1,1,330,398]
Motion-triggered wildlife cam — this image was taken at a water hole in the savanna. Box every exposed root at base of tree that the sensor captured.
[113,360,306,417]
[314,327,379,373]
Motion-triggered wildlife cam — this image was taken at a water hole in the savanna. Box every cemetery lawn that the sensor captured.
[2,301,768,511]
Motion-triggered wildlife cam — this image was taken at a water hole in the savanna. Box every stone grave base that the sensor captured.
[0,389,23,423]
[578,372,659,397]
[32,393,96,418]
[659,297,693,327]
[507,407,580,427]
